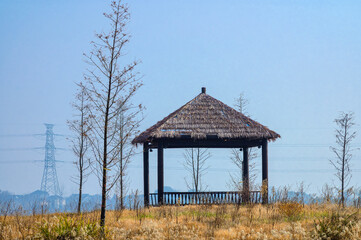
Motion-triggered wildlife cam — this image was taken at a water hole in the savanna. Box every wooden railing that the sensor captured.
[149,191,261,206]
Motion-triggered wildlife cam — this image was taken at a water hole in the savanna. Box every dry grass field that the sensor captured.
[0,202,360,239]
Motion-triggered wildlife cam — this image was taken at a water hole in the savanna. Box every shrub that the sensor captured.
[277,202,303,220]
[312,211,358,240]
[212,204,228,228]
[34,215,105,240]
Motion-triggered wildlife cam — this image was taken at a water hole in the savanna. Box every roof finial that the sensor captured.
[201,87,206,94]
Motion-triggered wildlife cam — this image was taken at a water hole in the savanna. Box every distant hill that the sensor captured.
[154,186,179,193]
[3,187,356,214]
[0,186,181,214]
[0,189,145,214]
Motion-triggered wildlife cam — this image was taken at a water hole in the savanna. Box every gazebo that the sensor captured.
[132,87,280,206]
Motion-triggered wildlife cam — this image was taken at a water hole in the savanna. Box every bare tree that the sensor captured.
[115,104,142,210]
[229,93,258,191]
[330,112,357,207]
[183,148,210,192]
[68,83,92,214]
[82,0,143,228]
[229,149,257,191]
[234,92,249,117]
[320,183,335,204]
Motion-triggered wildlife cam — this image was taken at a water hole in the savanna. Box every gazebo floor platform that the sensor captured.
[149,191,261,206]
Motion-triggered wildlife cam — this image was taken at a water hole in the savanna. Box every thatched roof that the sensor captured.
[132,88,280,144]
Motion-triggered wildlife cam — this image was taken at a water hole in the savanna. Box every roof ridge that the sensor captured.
[132,91,280,144]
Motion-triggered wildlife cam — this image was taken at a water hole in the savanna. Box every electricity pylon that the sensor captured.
[40,124,61,196]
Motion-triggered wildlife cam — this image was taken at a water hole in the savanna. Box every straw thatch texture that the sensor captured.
[132,92,280,144]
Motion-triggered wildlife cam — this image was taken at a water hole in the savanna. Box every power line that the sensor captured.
[0,133,69,138]
[0,134,39,138]
[125,164,361,173]
[1,161,359,174]
[0,160,69,164]
[0,148,43,151]
[272,144,361,148]
[0,147,69,151]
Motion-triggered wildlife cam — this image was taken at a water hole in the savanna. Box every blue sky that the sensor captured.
[0,0,361,196]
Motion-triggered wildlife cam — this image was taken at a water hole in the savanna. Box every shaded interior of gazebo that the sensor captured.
[132,87,280,206]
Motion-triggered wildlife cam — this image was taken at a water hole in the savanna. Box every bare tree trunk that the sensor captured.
[119,115,125,210]
[100,74,112,227]
[341,119,347,207]
[77,106,85,214]
[119,134,124,210]
[120,165,124,209]
[78,170,83,214]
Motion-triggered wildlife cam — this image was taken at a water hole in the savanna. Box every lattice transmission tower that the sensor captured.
[40,124,61,196]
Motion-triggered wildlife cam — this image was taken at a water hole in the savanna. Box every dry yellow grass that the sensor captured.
[0,203,360,239]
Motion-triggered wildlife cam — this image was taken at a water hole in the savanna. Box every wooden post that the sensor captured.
[242,147,250,202]
[262,139,268,204]
[157,142,164,205]
[143,143,149,207]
